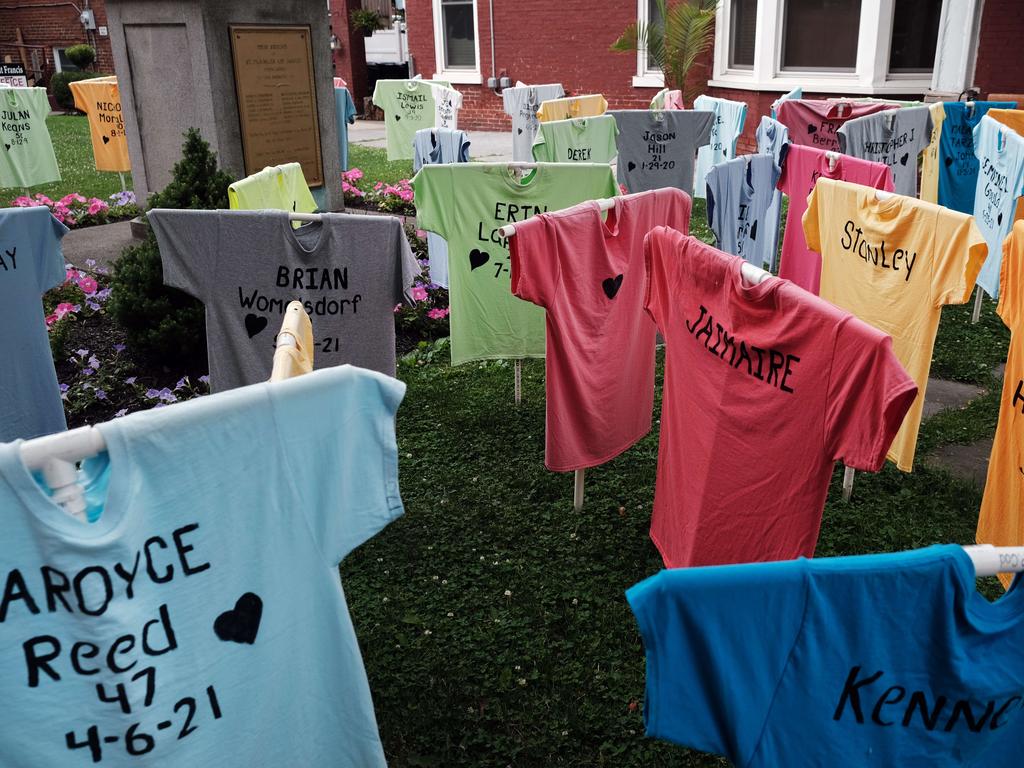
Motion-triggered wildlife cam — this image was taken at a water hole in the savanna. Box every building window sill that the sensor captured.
[707,75,933,95]
[434,70,483,85]
[632,73,665,88]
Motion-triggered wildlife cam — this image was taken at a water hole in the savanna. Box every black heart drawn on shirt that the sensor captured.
[602,273,624,299]
[627,161,636,172]
[517,128,523,135]
[2,144,9,152]
[749,220,758,241]
[469,248,490,270]
[899,152,909,166]
[807,124,817,135]
[213,593,263,644]
[102,135,110,145]
[944,156,954,168]
[395,114,401,121]
[244,313,268,338]
[998,212,1004,226]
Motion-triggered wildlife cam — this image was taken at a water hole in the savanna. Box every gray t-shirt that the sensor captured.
[610,110,714,194]
[502,83,565,162]
[705,154,781,267]
[149,209,418,391]
[837,106,933,196]
[413,127,471,288]
[756,116,789,271]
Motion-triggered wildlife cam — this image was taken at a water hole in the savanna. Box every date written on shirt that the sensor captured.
[686,303,800,393]
[840,221,918,282]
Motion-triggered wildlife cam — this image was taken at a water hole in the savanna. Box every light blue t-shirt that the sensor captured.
[335,87,358,171]
[973,116,1024,298]
[413,127,471,289]
[706,153,781,267]
[0,365,404,767]
[692,95,748,199]
[627,545,1024,766]
[0,206,68,442]
[939,101,1017,214]
[755,116,789,270]
[771,87,802,119]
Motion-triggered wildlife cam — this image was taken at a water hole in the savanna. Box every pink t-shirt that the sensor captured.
[509,188,691,471]
[777,145,893,294]
[776,99,899,152]
[643,228,917,568]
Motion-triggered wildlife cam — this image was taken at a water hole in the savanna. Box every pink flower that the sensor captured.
[347,168,363,180]
[416,229,427,239]
[54,302,76,320]
[427,307,449,320]
[410,285,428,302]
[86,200,107,216]
[77,276,99,295]
[44,313,58,327]
[393,303,403,313]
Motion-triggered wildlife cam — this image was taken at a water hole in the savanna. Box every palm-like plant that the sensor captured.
[611,0,718,102]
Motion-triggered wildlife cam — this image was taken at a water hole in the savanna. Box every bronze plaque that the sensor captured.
[230,25,323,186]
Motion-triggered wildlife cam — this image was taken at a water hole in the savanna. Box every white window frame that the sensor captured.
[431,0,482,85]
[632,0,666,88]
[708,0,969,95]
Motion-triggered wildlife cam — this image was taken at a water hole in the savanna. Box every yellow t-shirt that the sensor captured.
[270,301,314,381]
[919,102,945,203]
[536,94,607,122]
[228,162,317,214]
[69,76,130,172]
[978,221,1024,585]
[804,179,987,471]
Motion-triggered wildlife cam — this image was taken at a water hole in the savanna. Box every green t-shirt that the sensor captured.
[371,80,451,161]
[411,162,618,364]
[0,87,60,188]
[531,115,619,164]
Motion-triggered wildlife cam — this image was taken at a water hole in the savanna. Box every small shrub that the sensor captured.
[50,71,108,110]
[65,44,96,69]
[108,128,234,364]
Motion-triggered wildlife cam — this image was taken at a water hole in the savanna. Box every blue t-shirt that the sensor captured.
[938,101,1017,214]
[0,206,68,442]
[627,545,1024,766]
[771,87,802,119]
[412,127,471,289]
[755,116,789,270]
[692,95,748,200]
[705,153,781,268]
[973,116,1024,299]
[0,365,404,766]
[335,87,357,171]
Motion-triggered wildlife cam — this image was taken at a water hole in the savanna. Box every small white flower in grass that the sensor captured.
[517,678,527,687]
[432,575,439,581]
[561,731,569,737]
[377,557,384,562]
[382,597,389,603]
[572,598,578,606]
[447,612,454,617]
[480,555,485,561]
[441,579,448,585]
[405,453,412,458]
[504,590,512,597]
[514,665,521,671]
[423,629,432,636]
[427,545,434,550]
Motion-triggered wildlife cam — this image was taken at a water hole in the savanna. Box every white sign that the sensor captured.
[0,63,27,87]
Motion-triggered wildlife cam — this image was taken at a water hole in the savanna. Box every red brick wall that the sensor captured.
[974,0,1024,98]
[0,0,114,86]
[330,0,370,107]
[406,0,657,131]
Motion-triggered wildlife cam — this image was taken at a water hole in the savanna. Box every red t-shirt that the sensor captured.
[777,145,893,294]
[775,99,899,152]
[509,188,692,471]
[643,228,917,567]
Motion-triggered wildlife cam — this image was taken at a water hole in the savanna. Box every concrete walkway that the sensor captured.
[63,220,136,272]
[349,119,514,162]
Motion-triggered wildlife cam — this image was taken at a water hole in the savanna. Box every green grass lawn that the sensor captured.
[0,115,133,204]
[349,143,415,185]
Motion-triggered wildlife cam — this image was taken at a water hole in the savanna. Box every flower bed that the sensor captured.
[11,190,141,229]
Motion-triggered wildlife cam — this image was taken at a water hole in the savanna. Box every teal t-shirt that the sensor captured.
[411,162,618,364]
[531,115,619,163]
[0,366,404,766]
[973,116,1024,298]
[334,87,357,171]
[0,87,61,188]
[628,545,1024,766]
[0,206,68,442]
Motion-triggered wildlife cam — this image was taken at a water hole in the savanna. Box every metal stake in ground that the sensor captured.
[972,286,984,324]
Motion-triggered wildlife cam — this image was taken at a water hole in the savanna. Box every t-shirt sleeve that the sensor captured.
[695,112,714,148]
[997,224,1024,327]
[932,212,988,307]
[704,169,720,242]
[625,562,808,764]
[824,317,918,470]
[643,226,683,332]
[69,82,89,115]
[147,209,218,302]
[36,212,70,293]
[604,118,619,161]
[271,367,406,565]
[837,124,850,154]
[802,181,824,253]
[410,166,451,239]
[345,90,357,123]
[393,218,421,304]
[776,143,793,193]
[508,213,559,308]
[531,128,549,162]
[371,80,384,109]
[875,164,895,192]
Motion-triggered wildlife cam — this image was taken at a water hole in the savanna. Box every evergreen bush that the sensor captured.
[65,44,97,69]
[108,128,235,367]
[50,71,107,110]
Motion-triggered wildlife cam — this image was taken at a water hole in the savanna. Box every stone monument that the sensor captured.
[104,0,343,210]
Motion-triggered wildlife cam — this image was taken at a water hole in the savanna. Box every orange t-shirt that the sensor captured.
[978,220,1024,585]
[69,76,130,172]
